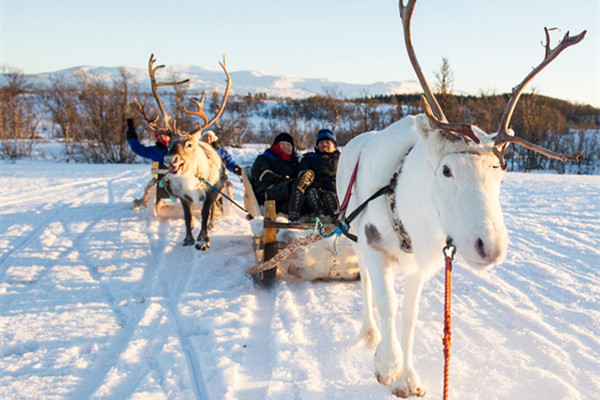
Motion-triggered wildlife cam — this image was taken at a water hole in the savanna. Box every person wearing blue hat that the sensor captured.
[288,128,340,221]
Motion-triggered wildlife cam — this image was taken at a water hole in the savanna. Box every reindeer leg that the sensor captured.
[356,252,381,349]
[180,197,195,246]
[360,244,403,386]
[195,192,218,251]
[392,274,426,398]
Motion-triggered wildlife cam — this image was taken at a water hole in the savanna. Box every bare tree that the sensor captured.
[0,67,43,159]
[41,76,82,156]
[74,67,139,163]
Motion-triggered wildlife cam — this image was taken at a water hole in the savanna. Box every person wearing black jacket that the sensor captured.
[288,129,340,221]
[250,132,299,213]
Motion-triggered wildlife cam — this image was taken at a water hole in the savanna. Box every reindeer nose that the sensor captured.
[475,238,487,259]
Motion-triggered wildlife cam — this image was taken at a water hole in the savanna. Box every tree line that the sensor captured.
[1,66,598,173]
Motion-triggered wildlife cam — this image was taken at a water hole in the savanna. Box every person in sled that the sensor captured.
[288,128,340,222]
[200,130,242,176]
[126,118,171,209]
[250,132,299,214]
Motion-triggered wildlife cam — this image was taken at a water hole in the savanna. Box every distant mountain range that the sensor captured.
[27,65,431,99]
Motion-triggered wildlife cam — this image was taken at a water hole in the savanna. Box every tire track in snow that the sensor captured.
[66,192,183,398]
[0,205,70,280]
[264,281,327,399]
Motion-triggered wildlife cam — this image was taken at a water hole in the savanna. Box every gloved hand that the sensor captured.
[126,118,137,140]
[233,166,242,176]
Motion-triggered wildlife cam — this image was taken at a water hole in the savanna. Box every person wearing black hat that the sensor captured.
[288,128,340,221]
[250,132,300,213]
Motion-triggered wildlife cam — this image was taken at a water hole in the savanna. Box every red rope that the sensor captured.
[443,253,453,400]
[338,158,360,213]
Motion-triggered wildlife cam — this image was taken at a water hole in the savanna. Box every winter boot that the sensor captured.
[321,191,339,218]
[288,170,314,221]
[306,188,327,219]
[288,188,303,221]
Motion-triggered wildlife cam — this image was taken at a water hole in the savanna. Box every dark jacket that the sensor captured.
[251,148,299,198]
[127,137,168,163]
[299,149,340,192]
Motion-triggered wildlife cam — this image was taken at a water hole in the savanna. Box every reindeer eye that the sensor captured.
[442,165,452,178]
[185,142,193,150]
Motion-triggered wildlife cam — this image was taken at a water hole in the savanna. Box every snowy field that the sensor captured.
[0,148,598,400]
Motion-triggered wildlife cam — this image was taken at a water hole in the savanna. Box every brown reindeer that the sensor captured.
[134,54,231,250]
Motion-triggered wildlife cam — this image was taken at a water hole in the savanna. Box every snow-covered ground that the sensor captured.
[0,148,598,399]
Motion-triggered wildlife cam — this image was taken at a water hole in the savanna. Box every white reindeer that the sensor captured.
[336,1,585,397]
[134,54,230,250]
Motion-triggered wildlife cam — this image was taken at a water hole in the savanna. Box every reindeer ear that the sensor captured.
[415,114,449,165]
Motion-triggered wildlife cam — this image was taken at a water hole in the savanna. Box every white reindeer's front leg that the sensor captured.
[356,254,380,349]
[392,274,426,398]
[362,246,403,386]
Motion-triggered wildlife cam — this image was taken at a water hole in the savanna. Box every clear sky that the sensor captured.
[1,0,598,107]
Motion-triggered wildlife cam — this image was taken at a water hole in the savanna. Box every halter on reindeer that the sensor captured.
[133,54,231,250]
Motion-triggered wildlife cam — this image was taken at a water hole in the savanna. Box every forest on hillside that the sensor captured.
[1,68,598,173]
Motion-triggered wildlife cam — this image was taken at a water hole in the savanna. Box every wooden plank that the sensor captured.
[257,200,278,284]
[263,220,315,231]
[264,200,278,244]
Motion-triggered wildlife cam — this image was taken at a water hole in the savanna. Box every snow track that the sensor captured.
[0,161,598,399]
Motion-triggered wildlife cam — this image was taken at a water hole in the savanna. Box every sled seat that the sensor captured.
[151,162,171,206]
[241,166,262,218]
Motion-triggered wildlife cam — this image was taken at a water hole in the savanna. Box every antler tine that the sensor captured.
[399,0,447,123]
[132,96,161,132]
[187,57,231,135]
[421,95,481,144]
[496,28,586,135]
[494,28,586,169]
[147,53,190,133]
[183,93,210,128]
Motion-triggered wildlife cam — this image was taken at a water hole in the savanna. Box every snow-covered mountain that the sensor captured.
[28,65,426,99]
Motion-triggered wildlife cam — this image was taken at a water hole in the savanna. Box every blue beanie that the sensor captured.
[316,129,337,146]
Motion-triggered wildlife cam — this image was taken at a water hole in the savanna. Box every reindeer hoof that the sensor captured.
[195,240,210,251]
[183,238,195,246]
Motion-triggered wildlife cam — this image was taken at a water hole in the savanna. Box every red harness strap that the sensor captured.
[338,158,360,213]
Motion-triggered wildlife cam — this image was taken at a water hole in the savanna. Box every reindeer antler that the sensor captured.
[133,54,190,135]
[493,28,586,169]
[421,96,480,144]
[400,0,481,145]
[399,0,445,123]
[184,56,231,135]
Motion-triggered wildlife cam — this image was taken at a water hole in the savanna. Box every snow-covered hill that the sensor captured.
[0,144,598,399]
[27,65,426,99]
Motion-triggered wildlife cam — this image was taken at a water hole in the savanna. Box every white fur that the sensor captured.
[337,114,508,396]
[163,132,224,248]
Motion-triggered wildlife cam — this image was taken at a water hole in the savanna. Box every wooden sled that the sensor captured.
[251,200,315,285]
[132,161,173,215]
[134,162,232,223]
[241,167,320,285]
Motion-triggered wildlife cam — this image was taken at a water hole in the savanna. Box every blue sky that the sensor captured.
[1,0,598,107]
